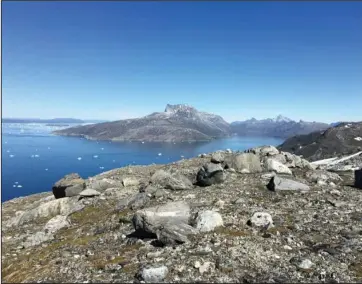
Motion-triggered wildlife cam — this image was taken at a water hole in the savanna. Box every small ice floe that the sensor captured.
[47,147,51,149]
[13,185,16,187]
[113,160,116,162]
[158,153,162,156]
[9,154,15,158]
[6,150,10,153]
[4,141,8,144]
[34,154,40,158]
[77,157,82,160]
[93,155,98,158]
[45,168,48,171]
[31,155,35,158]
[101,148,104,150]
[99,166,105,170]
[181,155,185,158]
[15,182,19,184]
[17,185,23,188]
[354,137,362,141]
[141,141,145,144]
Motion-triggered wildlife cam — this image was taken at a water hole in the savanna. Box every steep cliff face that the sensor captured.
[278,122,362,161]
[54,104,231,142]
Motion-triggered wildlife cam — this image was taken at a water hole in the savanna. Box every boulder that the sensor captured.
[151,170,193,191]
[44,215,70,234]
[247,212,274,229]
[211,152,224,163]
[305,170,342,184]
[247,145,279,156]
[122,177,140,187]
[225,153,262,173]
[87,179,119,192]
[355,169,362,189]
[265,159,292,175]
[52,173,86,199]
[156,222,197,245]
[116,192,151,211]
[132,201,191,234]
[6,197,84,227]
[138,265,169,283]
[267,176,310,192]
[196,163,225,186]
[195,210,223,232]
[79,188,101,197]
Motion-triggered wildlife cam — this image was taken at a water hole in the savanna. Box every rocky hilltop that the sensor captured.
[231,115,329,138]
[2,146,362,283]
[53,104,231,142]
[279,122,362,161]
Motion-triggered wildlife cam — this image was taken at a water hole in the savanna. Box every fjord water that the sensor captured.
[1,123,283,202]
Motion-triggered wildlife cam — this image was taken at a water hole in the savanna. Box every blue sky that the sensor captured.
[3,1,362,123]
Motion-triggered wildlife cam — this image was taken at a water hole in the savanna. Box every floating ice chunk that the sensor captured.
[34,154,40,158]
[31,155,35,158]
[45,168,48,171]
[354,137,362,141]
[99,166,104,170]
[17,185,23,188]
[141,141,145,144]
[181,155,184,158]
[9,154,15,158]
[6,150,10,153]
[158,153,162,156]
[77,157,82,160]
[13,185,16,187]
[5,141,8,144]
[101,148,104,150]
[93,155,98,158]
[15,182,19,184]
[113,160,115,162]
[48,147,51,149]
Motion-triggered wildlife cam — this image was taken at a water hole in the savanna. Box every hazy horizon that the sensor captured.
[3,2,362,123]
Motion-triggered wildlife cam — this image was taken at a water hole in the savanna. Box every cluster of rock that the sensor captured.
[2,145,362,283]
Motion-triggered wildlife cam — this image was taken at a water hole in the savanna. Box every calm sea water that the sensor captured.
[1,123,284,202]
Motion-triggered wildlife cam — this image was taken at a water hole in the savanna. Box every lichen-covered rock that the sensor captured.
[211,152,224,163]
[267,176,310,192]
[122,177,140,187]
[265,159,292,175]
[195,210,223,232]
[226,153,262,173]
[44,215,70,233]
[52,173,86,199]
[79,188,101,197]
[196,163,225,186]
[305,170,342,184]
[138,265,169,283]
[248,212,274,229]
[132,201,191,234]
[151,170,193,190]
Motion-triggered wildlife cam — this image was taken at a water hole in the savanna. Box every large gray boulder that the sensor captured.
[211,152,224,164]
[265,159,292,175]
[196,163,225,187]
[247,145,280,156]
[52,173,86,199]
[151,170,193,191]
[305,170,342,184]
[355,169,362,189]
[132,201,191,234]
[116,192,151,211]
[267,176,310,192]
[156,222,197,245]
[225,153,262,173]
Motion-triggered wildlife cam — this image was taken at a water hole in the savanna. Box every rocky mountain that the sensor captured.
[231,115,329,138]
[2,146,362,283]
[278,122,362,161]
[54,104,231,142]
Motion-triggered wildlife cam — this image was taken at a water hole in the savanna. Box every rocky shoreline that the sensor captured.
[2,146,362,283]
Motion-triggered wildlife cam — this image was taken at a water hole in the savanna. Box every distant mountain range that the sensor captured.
[230,115,330,139]
[54,104,231,142]
[278,121,362,161]
[2,118,107,124]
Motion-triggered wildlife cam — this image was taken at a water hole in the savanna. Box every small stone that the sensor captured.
[199,261,212,275]
[139,265,169,283]
[248,212,274,229]
[283,245,293,251]
[214,199,225,208]
[194,261,201,269]
[195,210,223,232]
[298,259,314,270]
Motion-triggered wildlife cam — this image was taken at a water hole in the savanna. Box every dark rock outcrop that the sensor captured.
[52,173,86,199]
[355,169,362,189]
